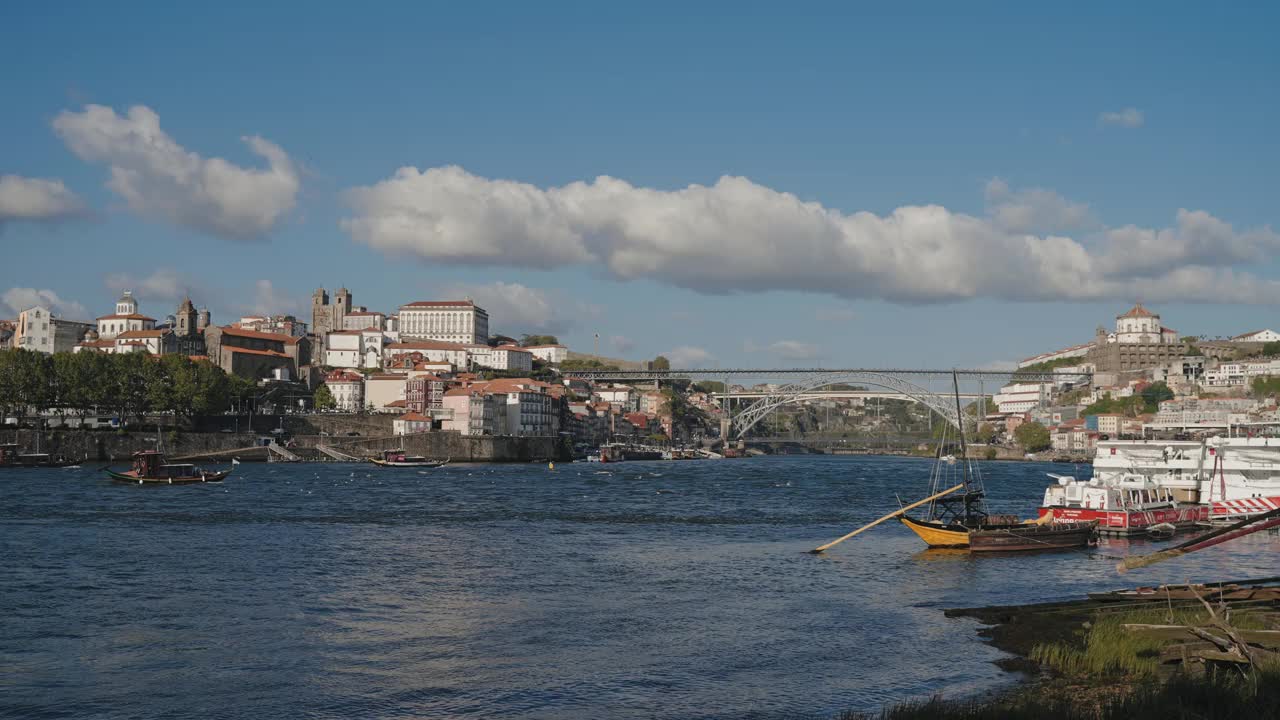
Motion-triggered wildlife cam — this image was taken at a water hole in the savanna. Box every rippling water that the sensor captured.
[3,455,1277,719]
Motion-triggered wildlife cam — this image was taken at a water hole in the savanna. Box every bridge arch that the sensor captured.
[728,371,973,439]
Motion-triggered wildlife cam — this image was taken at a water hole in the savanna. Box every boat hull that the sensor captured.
[1037,505,1207,535]
[902,515,1097,551]
[107,469,229,484]
[368,459,447,468]
[900,516,970,548]
[968,521,1096,552]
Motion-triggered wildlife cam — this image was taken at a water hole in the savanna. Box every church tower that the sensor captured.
[176,297,197,338]
[311,287,331,335]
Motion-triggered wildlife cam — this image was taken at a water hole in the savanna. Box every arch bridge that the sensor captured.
[559,367,1090,440]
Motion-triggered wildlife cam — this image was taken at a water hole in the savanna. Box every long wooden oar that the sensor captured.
[810,483,965,554]
[1118,506,1280,572]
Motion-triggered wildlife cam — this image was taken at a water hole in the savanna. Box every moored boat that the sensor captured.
[1038,472,1209,535]
[0,444,79,468]
[1085,435,1280,522]
[368,450,448,468]
[899,373,1096,553]
[105,451,229,484]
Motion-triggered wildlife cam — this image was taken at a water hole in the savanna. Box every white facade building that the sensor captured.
[343,310,386,331]
[993,382,1050,414]
[324,370,365,412]
[398,300,489,345]
[14,307,93,354]
[524,344,568,364]
[1232,329,1280,343]
[1114,303,1176,344]
[324,330,386,369]
[96,291,157,340]
[467,345,533,372]
[364,374,408,413]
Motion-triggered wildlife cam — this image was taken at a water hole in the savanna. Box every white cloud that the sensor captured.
[984,178,1097,234]
[340,166,1280,305]
[2,287,88,320]
[1100,209,1280,278]
[438,281,588,336]
[0,175,86,225]
[1099,108,1144,128]
[53,104,298,241]
[765,340,821,362]
[663,345,713,367]
[611,335,635,354]
[245,280,302,317]
[104,268,187,304]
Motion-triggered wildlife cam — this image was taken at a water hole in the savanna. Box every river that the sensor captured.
[3,455,1277,719]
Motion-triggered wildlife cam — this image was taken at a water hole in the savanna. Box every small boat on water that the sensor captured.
[899,373,1096,553]
[811,372,1097,556]
[368,450,448,468]
[0,443,80,468]
[105,450,230,484]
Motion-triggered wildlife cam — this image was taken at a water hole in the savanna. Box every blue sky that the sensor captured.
[2,2,1278,368]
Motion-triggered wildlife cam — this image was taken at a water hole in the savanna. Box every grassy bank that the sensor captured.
[838,589,1280,719]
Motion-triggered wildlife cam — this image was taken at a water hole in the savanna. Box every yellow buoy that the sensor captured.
[548,461,555,470]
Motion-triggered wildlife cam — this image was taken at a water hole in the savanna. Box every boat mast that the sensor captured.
[952,370,970,488]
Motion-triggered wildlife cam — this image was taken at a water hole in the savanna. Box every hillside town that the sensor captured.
[987,303,1280,455]
[3,292,1279,456]
[0,287,726,450]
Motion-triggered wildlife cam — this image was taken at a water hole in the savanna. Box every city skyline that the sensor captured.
[3,3,1279,369]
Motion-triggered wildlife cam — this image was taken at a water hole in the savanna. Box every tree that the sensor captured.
[1251,376,1280,400]
[313,384,336,410]
[691,380,725,394]
[1180,335,1200,343]
[1184,345,1204,356]
[519,334,559,347]
[1140,381,1174,413]
[973,423,997,444]
[1014,421,1051,452]
[1263,341,1280,358]
[651,355,671,371]
[560,358,620,371]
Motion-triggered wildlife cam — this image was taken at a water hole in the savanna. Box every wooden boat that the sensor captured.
[900,515,1097,551]
[0,443,79,468]
[368,450,448,468]
[898,373,1095,553]
[967,520,1098,552]
[106,450,229,484]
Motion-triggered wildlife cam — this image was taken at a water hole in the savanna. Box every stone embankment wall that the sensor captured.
[0,427,559,463]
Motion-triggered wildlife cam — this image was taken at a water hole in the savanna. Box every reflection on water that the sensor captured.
[2,456,1277,719]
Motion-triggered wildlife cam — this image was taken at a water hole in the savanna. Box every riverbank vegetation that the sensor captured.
[839,594,1280,719]
[0,348,251,423]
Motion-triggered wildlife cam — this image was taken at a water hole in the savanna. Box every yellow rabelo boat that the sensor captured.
[899,374,1095,552]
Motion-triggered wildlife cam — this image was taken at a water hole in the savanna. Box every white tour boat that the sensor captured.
[1039,436,1280,528]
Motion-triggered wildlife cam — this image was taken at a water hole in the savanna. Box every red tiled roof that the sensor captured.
[1117,303,1156,319]
[228,347,289,358]
[401,300,476,308]
[325,369,363,382]
[399,411,430,422]
[385,399,408,408]
[96,313,155,321]
[220,326,301,344]
[78,339,116,349]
